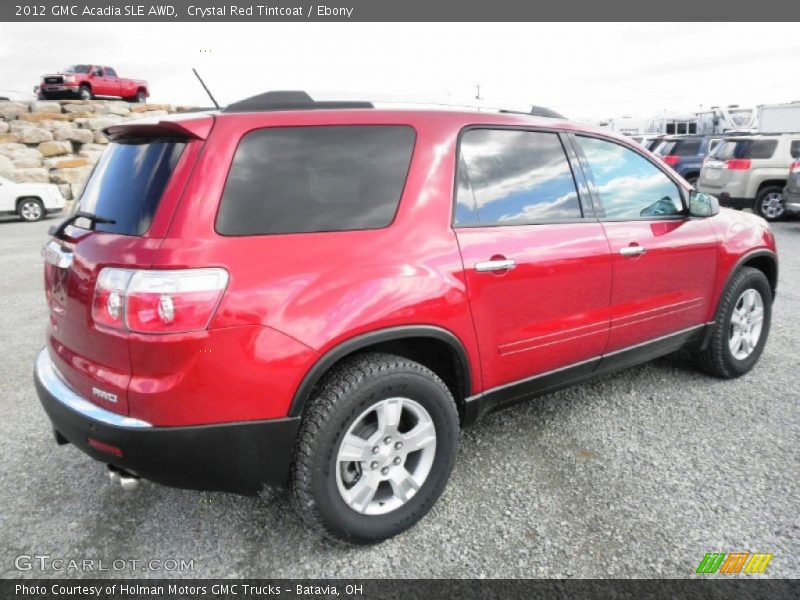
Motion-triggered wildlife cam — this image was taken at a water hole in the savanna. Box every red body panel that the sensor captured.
[42,109,778,428]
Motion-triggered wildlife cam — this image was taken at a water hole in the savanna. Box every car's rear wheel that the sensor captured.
[291,352,459,544]
[754,186,785,221]
[18,198,44,222]
[694,266,771,378]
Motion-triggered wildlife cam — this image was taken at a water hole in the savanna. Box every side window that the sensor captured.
[575,136,683,219]
[747,140,777,159]
[791,140,800,160]
[105,67,117,78]
[216,125,415,235]
[92,67,102,76]
[455,129,582,226]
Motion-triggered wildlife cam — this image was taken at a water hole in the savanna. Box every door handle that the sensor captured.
[619,245,646,257]
[475,258,516,272]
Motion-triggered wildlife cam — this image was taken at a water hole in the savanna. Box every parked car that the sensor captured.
[631,134,666,152]
[697,133,800,221]
[0,175,66,221]
[654,135,723,185]
[39,65,149,102]
[34,92,778,544]
[783,146,800,217]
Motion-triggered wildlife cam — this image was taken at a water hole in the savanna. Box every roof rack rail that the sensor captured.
[499,105,566,119]
[223,90,374,113]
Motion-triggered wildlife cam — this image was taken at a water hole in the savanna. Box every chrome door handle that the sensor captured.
[475,259,516,272]
[619,245,646,257]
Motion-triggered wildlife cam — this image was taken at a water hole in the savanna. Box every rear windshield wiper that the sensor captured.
[49,211,117,240]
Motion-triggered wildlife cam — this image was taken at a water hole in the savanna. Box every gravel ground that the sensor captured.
[0,215,798,579]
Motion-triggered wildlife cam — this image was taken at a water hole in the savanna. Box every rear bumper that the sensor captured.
[34,348,300,495]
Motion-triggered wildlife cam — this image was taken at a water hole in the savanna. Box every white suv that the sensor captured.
[697,133,800,221]
[0,175,66,222]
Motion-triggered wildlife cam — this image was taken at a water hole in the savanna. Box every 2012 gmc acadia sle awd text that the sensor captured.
[34,92,777,544]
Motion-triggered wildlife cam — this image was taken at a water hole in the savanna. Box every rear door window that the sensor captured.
[77,139,186,235]
[790,140,800,159]
[455,128,582,225]
[675,140,702,156]
[216,126,415,235]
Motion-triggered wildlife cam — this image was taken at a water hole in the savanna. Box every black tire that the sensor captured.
[754,186,785,221]
[291,352,459,545]
[78,84,92,101]
[17,197,45,222]
[695,267,772,379]
[135,89,146,103]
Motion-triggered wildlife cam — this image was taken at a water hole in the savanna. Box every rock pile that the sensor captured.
[0,99,180,207]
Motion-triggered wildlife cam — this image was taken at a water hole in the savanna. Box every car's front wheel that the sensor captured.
[18,198,44,222]
[291,353,459,544]
[695,266,772,378]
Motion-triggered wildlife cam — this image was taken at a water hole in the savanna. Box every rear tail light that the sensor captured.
[790,160,800,174]
[661,155,680,166]
[724,158,751,170]
[92,268,229,334]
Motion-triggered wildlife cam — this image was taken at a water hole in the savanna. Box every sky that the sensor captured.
[0,22,798,121]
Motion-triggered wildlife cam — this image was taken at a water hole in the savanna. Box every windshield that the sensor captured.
[63,65,91,74]
[77,138,186,235]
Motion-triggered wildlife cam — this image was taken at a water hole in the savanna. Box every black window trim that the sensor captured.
[451,124,597,230]
[214,123,418,237]
[566,132,691,223]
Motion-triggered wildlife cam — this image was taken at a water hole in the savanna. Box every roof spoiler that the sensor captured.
[223,90,373,113]
[104,116,214,141]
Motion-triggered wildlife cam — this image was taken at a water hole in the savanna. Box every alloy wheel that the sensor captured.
[760,192,785,220]
[728,288,764,360]
[20,200,43,221]
[336,397,436,515]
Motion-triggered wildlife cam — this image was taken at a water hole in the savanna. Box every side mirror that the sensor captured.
[688,190,719,217]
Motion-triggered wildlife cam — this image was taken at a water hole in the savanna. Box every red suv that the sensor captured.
[35,92,777,544]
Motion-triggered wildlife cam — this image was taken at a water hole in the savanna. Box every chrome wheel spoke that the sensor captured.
[338,434,372,463]
[389,468,420,503]
[376,398,403,434]
[728,287,765,360]
[347,475,379,513]
[402,420,436,452]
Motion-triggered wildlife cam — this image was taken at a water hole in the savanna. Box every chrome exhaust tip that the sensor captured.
[107,465,140,490]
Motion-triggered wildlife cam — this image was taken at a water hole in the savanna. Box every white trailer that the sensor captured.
[756,101,800,133]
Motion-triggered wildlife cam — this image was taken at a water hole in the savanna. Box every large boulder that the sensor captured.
[78,149,104,162]
[0,121,8,134]
[54,128,94,144]
[107,102,131,116]
[63,102,95,113]
[17,128,53,144]
[38,140,73,157]
[58,184,73,201]
[11,147,43,161]
[130,103,172,113]
[51,166,93,184]
[31,101,62,113]
[13,157,43,169]
[46,156,91,169]
[0,102,30,118]
[0,155,13,176]
[11,168,49,183]
[18,112,71,123]
[0,142,26,157]
[0,132,21,144]
[10,120,36,131]
[85,116,123,130]
[93,131,108,144]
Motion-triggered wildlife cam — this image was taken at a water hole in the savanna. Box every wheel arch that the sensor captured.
[288,325,472,421]
[754,179,787,199]
[16,195,43,210]
[723,249,778,303]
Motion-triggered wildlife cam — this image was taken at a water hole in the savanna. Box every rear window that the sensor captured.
[657,139,702,157]
[711,139,777,160]
[76,139,185,235]
[216,126,415,236]
[791,140,800,159]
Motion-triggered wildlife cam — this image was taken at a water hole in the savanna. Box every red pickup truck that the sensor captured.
[39,65,149,103]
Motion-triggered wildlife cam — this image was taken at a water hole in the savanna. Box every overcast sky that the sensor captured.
[0,22,798,120]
